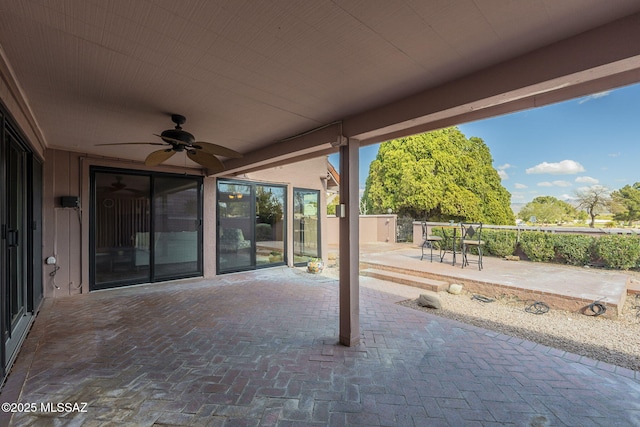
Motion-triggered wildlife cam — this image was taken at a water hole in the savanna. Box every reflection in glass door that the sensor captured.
[293,188,320,264]
[255,185,286,267]
[93,172,151,288]
[217,182,253,273]
[154,177,201,278]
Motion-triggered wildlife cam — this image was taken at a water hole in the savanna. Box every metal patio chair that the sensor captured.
[460,222,484,270]
[420,222,443,262]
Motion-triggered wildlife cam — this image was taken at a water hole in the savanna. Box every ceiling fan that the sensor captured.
[98,176,145,196]
[97,114,242,172]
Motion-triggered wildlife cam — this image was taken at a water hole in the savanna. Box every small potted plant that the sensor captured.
[306,257,324,274]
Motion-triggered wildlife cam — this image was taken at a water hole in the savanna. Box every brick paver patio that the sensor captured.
[1,267,639,426]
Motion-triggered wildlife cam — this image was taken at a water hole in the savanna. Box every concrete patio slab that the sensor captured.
[357,243,631,316]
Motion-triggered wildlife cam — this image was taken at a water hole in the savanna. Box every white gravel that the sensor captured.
[400,290,640,372]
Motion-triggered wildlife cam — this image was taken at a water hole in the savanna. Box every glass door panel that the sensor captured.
[4,139,29,361]
[93,172,151,288]
[293,189,320,264]
[217,182,253,272]
[255,185,286,266]
[153,177,201,278]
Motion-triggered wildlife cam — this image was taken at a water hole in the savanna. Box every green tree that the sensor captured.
[327,195,339,216]
[611,183,640,226]
[361,127,515,224]
[256,187,283,225]
[575,186,610,228]
[517,196,578,225]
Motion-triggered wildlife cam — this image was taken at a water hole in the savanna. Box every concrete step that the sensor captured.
[360,268,450,292]
[627,277,640,295]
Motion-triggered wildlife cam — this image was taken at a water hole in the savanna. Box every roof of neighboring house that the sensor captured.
[327,161,340,189]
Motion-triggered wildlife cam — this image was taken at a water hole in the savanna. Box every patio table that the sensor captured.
[439,225,459,266]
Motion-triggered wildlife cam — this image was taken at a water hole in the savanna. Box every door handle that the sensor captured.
[7,229,19,247]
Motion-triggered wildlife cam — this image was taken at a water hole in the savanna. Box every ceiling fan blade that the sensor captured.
[145,149,175,166]
[187,150,225,172]
[96,142,167,146]
[194,141,243,158]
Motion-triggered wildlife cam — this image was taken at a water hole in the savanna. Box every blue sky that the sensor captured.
[329,82,640,206]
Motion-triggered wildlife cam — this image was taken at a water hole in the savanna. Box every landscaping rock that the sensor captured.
[448,284,463,295]
[417,293,441,309]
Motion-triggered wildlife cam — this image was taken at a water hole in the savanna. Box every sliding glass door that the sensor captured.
[93,172,151,286]
[91,168,202,290]
[217,182,254,272]
[255,185,285,267]
[293,188,320,265]
[3,136,30,366]
[217,180,286,273]
[1,113,42,384]
[154,176,201,279]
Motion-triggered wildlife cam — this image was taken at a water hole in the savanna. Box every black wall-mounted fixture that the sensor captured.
[60,196,79,208]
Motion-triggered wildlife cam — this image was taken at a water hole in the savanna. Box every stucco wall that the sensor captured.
[326,215,397,245]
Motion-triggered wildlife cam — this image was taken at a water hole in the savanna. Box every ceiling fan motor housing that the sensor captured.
[160,128,195,147]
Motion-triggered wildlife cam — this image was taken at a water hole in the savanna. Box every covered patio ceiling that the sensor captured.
[1,1,640,174]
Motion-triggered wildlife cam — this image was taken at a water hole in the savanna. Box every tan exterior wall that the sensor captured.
[326,215,397,245]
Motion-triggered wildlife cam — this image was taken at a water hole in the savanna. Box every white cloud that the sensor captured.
[575,176,599,184]
[514,183,527,189]
[578,91,610,104]
[608,152,621,157]
[526,160,585,175]
[496,163,513,180]
[537,180,572,187]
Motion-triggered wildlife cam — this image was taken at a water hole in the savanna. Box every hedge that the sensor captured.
[507,231,638,269]
[426,226,640,270]
[593,235,640,269]
[482,229,517,258]
[552,234,594,266]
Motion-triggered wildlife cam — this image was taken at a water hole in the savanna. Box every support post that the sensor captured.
[339,138,360,346]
